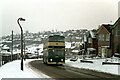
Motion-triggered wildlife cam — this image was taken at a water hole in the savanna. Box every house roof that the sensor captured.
[103,24,112,33]
[97,24,113,34]
[84,35,87,42]
[72,50,79,53]
[89,30,97,38]
[81,31,88,42]
[87,48,96,51]
[113,17,120,28]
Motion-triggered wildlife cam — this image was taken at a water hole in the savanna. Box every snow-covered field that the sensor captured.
[65,57,120,75]
[0,59,50,79]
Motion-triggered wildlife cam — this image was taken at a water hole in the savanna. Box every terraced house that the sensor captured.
[112,18,120,57]
[97,24,113,58]
[86,30,98,57]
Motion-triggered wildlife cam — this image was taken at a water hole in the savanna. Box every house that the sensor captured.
[112,18,120,57]
[81,31,88,56]
[1,45,11,64]
[87,29,98,57]
[96,24,113,58]
[81,30,97,57]
[70,42,81,56]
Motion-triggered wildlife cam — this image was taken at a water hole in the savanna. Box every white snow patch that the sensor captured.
[65,58,120,75]
[65,42,71,49]
[0,59,50,79]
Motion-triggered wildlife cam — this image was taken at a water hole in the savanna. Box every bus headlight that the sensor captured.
[50,59,52,61]
[61,59,63,61]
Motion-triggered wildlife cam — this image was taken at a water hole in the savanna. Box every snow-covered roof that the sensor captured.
[99,23,113,26]
[71,46,76,49]
[72,50,79,53]
[2,45,10,49]
[0,43,3,47]
[83,35,87,42]
[89,30,96,38]
[87,48,96,51]
[65,42,71,48]
[72,41,76,44]
[76,37,81,39]
[4,41,12,43]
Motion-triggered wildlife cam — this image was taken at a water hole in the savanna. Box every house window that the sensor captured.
[105,34,110,41]
[88,38,92,43]
[115,29,120,36]
[99,34,104,41]
[118,30,120,35]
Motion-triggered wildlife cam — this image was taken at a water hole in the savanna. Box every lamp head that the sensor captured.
[19,17,25,21]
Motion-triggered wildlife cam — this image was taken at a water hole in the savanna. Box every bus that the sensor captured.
[43,35,65,65]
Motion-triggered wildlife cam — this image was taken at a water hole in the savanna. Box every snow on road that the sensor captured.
[0,59,50,79]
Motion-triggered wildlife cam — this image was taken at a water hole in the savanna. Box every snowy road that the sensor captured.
[0,58,120,79]
[29,60,98,78]
[29,60,119,79]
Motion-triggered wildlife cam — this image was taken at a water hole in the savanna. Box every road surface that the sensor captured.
[29,60,119,80]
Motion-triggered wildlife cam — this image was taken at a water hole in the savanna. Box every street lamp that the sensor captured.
[17,17,25,71]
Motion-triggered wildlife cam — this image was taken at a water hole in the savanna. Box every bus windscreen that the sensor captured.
[49,36,64,42]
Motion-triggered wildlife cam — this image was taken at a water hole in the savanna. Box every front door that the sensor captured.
[101,47,108,58]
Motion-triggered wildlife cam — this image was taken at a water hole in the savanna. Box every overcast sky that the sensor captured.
[0,0,120,37]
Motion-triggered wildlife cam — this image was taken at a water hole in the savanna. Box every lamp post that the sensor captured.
[0,48,2,66]
[17,17,25,71]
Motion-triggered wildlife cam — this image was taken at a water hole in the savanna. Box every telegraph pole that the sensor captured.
[11,30,13,61]
[24,38,26,61]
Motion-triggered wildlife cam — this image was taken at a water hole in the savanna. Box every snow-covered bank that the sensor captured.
[65,58,120,75]
[0,59,50,79]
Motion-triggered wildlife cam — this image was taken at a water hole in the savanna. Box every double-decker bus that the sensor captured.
[43,35,65,65]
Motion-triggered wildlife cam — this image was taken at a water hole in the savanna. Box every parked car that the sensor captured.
[26,53,38,59]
